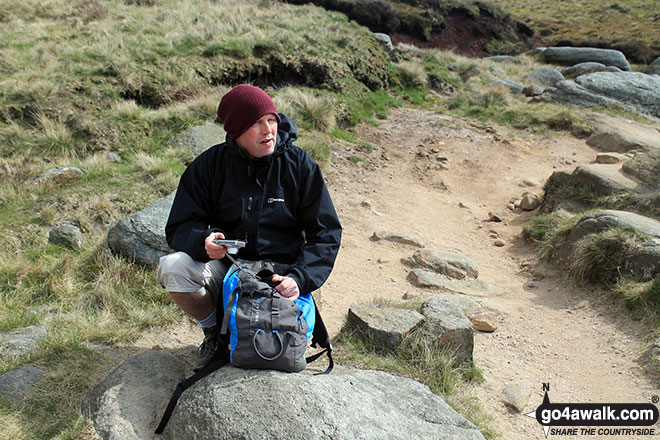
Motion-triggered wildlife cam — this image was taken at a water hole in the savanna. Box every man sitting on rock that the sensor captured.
[156,84,342,371]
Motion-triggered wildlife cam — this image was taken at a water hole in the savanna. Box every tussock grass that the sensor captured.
[335,319,495,438]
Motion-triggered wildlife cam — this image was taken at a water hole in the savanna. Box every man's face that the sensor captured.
[235,114,278,159]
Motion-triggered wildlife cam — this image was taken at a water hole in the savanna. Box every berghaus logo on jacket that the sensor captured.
[267,198,285,203]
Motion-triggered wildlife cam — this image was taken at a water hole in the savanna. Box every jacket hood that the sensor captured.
[225,112,297,159]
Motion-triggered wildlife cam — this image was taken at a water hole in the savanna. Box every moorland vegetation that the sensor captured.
[0,0,658,438]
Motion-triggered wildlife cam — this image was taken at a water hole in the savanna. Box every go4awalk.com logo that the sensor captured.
[525,384,659,437]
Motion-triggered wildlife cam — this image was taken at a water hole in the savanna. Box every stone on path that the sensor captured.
[347,303,425,350]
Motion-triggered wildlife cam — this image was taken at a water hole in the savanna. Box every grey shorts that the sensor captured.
[156,252,228,301]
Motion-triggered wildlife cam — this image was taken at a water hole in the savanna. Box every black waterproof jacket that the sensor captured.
[165,114,342,294]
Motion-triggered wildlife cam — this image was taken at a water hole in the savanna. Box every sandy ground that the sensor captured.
[322,107,660,440]
[135,107,659,439]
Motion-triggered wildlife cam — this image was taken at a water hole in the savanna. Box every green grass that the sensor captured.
[496,0,660,57]
[334,316,495,438]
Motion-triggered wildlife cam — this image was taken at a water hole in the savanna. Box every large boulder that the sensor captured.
[562,62,621,78]
[545,164,640,198]
[347,303,425,350]
[585,114,660,153]
[167,366,486,440]
[644,57,660,75]
[575,72,660,118]
[553,210,660,281]
[420,296,474,364]
[107,191,175,268]
[622,150,660,190]
[523,67,565,87]
[491,79,525,94]
[83,350,186,440]
[545,80,623,110]
[542,47,631,71]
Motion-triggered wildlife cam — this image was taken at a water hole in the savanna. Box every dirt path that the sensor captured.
[322,107,660,439]
[137,106,659,439]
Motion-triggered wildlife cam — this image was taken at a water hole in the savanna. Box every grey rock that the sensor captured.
[586,113,660,152]
[407,269,498,297]
[0,366,46,403]
[644,57,660,75]
[347,303,425,350]
[29,167,84,186]
[520,192,542,211]
[373,33,393,51]
[107,191,175,268]
[522,85,544,97]
[562,62,621,78]
[568,210,660,242]
[411,249,478,280]
[106,152,122,163]
[622,150,660,189]
[546,80,625,110]
[502,383,531,413]
[595,153,628,164]
[169,123,225,154]
[48,223,83,249]
[542,47,631,71]
[523,67,565,87]
[0,326,48,359]
[167,366,486,440]
[576,72,660,118]
[555,210,660,281]
[466,311,499,332]
[83,350,186,440]
[491,79,524,94]
[570,163,640,195]
[372,231,425,248]
[420,296,474,364]
[484,56,522,64]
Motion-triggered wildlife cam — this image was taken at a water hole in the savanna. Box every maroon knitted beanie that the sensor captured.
[217,84,280,139]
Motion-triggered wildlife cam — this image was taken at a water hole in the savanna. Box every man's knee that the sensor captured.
[157,252,204,292]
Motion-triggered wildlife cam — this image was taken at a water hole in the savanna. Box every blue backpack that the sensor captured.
[219,260,319,372]
[155,259,333,434]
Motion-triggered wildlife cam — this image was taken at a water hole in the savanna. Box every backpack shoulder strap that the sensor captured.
[154,355,227,434]
[305,295,334,375]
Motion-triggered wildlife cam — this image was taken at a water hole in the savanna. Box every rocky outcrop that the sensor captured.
[167,366,486,440]
[622,150,660,190]
[585,114,660,153]
[553,210,660,281]
[0,366,46,403]
[523,67,564,87]
[410,249,478,280]
[107,191,175,268]
[644,57,660,75]
[575,72,660,118]
[420,296,474,364]
[542,47,631,71]
[82,350,186,440]
[0,325,48,359]
[85,352,486,440]
[491,79,524,94]
[347,303,424,350]
[561,62,621,78]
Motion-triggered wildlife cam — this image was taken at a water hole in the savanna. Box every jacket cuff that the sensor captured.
[285,270,304,294]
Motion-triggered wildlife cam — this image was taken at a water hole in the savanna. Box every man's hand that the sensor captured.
[205,232,227,260]
[271,274,300,301]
